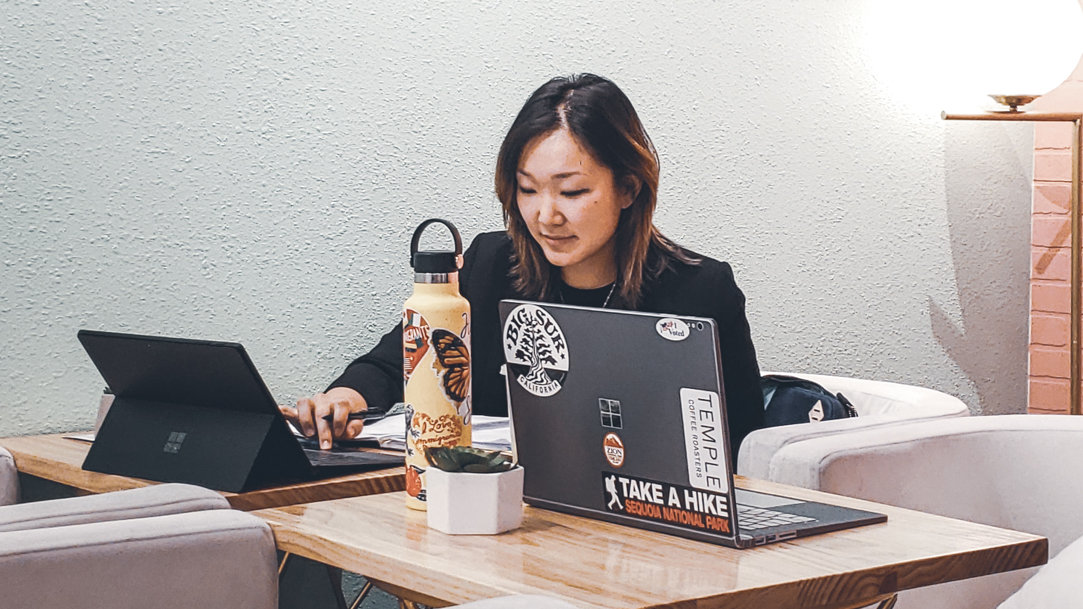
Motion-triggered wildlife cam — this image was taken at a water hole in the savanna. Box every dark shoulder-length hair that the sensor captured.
[495,73,697,308]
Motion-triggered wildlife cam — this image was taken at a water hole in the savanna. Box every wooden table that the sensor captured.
[0,433,405,511]
[257,478,1047,609]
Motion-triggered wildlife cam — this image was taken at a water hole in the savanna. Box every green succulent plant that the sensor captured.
[424,446,514,473]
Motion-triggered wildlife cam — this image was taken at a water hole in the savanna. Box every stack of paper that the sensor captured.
[359,414,511,452]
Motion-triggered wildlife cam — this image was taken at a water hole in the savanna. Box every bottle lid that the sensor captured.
[412,250,460,273]
[410,218,464,273]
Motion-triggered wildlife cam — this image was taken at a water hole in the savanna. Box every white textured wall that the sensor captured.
[1,1,1033,436]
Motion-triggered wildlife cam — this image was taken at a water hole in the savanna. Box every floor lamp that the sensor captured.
[941,110,1083,414]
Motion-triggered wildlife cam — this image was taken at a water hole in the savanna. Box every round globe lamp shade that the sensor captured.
[863,0,1083,113]
[974,0,1083,99]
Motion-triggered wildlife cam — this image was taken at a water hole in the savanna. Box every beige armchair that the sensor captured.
[0,482,278,609]
[737,372,970,478]
[0,447,16,506]
[760,414,1083,609]
[0,481,229,531]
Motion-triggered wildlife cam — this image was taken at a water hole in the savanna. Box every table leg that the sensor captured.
[875,594,898,609]
[278,551,348,609]
[349,580,374,609]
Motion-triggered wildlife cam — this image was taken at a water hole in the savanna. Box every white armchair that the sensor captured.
[761,414,1083,609]
[737,372,970,479]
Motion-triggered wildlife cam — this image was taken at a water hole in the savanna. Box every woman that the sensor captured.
[283,74,763,463]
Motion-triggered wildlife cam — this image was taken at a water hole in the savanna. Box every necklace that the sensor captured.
[599,282,616,308]
[559,282,617,309]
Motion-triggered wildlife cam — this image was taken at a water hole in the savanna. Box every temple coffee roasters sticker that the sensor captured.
[502,304,569,397]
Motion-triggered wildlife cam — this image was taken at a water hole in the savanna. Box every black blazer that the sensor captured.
[329,231,764,461]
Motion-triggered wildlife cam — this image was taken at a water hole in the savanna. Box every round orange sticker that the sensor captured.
[603,432,625,468]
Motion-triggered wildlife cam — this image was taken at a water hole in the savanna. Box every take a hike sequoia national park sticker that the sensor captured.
[502,304,569,397]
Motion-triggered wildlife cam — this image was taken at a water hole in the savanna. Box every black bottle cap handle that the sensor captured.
[410,218,463,270]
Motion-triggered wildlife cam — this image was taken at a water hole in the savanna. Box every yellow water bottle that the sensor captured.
[403,219,472,510]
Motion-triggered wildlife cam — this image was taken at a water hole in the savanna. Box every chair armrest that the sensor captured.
[0,510,277,609]
[0,447,16,507]
[0,482,228,533]
[772,372,970,417]
[768,415,1083,554]
[739,372,970,479]
[999,533,1083,609]
[738,414,946,479]
[762,368,974,413]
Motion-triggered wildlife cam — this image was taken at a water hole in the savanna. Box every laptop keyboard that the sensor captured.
[303,448,402,468]
[737,504,816,530]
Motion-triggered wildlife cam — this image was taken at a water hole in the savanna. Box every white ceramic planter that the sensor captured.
[425,465,524,535]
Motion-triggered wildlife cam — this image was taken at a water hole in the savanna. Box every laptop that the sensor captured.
[498,300,886,548]
[77,330,403,492]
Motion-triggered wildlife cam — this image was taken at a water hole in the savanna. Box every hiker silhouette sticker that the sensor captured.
[605,475,624,510]
[503,304,570,397]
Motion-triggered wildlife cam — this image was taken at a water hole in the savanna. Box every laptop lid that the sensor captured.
[498,300,885,548]
[499,300,745,545]
[77,330,399,492]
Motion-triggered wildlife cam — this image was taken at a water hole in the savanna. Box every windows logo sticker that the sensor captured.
[599,398,622,429]
[163,431,187,454]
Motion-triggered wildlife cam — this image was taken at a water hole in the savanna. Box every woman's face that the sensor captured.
[516,128,632,289]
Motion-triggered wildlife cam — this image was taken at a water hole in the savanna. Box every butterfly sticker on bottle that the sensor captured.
[430,328,471,407]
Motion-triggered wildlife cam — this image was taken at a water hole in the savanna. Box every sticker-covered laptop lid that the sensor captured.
[499,299,742,544]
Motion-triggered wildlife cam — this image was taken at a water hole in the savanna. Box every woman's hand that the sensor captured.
[279,387,368,450]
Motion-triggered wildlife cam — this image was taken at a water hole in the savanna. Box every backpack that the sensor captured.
[761,374,858,427]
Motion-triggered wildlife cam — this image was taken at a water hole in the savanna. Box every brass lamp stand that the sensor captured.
[941,109,1083,414]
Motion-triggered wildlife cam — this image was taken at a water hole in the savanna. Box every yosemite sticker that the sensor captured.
[503,304,569,397]
[680,388,729,493]
[402,309,430,383]
[602,472,732,535]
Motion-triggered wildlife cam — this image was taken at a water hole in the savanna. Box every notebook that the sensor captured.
[498,300,886,548]
[77,330,402,492]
